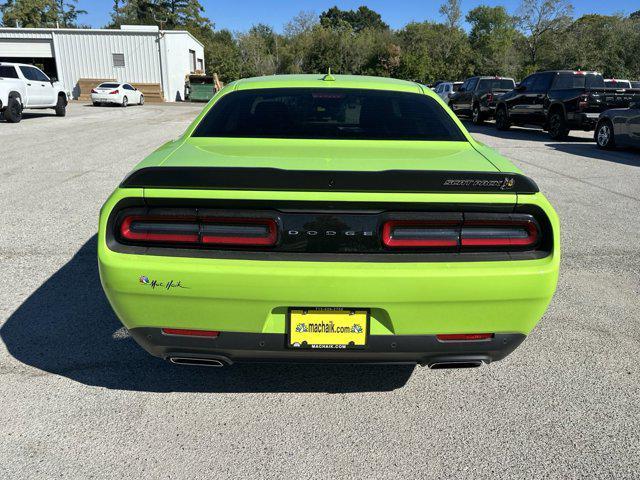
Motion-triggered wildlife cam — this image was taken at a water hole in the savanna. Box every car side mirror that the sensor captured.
[50,77,57,83]
[515,84,526,92]
[458,87,465,93]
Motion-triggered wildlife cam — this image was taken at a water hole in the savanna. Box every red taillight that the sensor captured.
[161,328,220,337]
[120,215,199,243]
[437,333,493,342]
[119,214,278,247]
[486,93,494,103]
[382,220,459,248]
[578,94,589,110]
[109,89,119,94]
[382,215,540,251]
[91,88,98,94]
[460,219,539,248]
[201,218,277,246]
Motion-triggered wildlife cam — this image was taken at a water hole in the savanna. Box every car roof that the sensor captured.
[0,62,37,67]
[231,74,424,94]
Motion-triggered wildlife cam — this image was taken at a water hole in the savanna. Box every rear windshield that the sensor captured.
[604,80,631,89]
[99,83,120,88]
[552,73,605,89]
[631,81,640,89]
[192,88,466,141]
[478,79,515,90]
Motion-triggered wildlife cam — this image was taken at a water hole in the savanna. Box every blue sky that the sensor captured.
[81,1,634,31]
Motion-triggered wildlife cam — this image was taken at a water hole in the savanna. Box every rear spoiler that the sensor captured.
[121,167,539,194]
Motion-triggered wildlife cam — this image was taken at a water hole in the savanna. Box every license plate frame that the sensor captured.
[287,307,369,350]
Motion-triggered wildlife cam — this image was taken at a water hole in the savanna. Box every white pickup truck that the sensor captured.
[0,62,67,123]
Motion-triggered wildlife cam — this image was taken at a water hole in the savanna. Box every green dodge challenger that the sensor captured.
[98,74,560,368]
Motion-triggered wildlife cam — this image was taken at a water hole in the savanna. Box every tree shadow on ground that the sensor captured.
[0,236,414,393]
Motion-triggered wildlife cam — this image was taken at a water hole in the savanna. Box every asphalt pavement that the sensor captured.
[1,103,638,479]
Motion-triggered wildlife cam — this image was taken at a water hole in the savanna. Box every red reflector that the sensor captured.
[91,88,97,94]
[382,220,459,248]
[161,328,220,337]
[437,333,493,342]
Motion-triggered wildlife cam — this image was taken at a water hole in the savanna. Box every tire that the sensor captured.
[495,106,510,131]
[54,95,66,117]
[595,120,615,149]
[472,104,485,125]
[4,96,22,123]
[93,101,101,107]
[122,96,128,108]
[139,95,144,106]
[548,111,569,140]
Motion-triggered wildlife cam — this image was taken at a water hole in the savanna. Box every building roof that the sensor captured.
[0,26,203,48]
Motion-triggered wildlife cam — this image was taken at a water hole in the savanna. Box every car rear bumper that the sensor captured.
[128,328,526,366]
[91,94,121,104]
[569,112,600,130]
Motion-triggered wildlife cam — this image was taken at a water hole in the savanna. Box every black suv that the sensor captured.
[449,76,516,124]
[495,70,640,140]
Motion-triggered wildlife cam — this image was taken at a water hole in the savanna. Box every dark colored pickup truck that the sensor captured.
[449,76,516,125]
[495,70,640,140]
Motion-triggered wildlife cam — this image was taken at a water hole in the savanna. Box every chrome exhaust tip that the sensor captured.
[169,357,226,367]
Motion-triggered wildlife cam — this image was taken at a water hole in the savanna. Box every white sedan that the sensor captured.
[91,82,144,107]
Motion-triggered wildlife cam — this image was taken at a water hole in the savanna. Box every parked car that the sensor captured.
[98,74,560,368]
[604,79,631,89]
[434,81,463,104]
[449,76,516,124]
[594,99,640,149]
[91,82,144,107]
[495,70,640,140]
[631,81,640,89]
[0,62,67,123]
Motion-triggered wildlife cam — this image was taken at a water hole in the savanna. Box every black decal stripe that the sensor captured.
[120,167,539,194]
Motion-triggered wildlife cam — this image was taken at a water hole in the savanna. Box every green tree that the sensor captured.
[517,0,573,70]
[439,0,462,29]
[1,0,84,27]
[466,6,521,76]
[319,6,388,32]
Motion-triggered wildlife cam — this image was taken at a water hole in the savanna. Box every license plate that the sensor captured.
[288,308,368,349]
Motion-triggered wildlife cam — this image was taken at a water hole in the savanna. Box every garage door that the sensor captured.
[0,39,53,58]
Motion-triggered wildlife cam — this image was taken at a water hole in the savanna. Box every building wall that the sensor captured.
[0,28,205,102]
[160,32,205,102]
[53,30,162,99]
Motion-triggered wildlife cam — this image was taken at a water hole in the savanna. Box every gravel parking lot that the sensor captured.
[1,102,638,479]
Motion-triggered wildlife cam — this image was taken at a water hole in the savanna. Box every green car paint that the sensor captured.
[98,74,560,365]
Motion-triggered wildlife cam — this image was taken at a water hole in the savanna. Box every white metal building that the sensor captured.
[0,25,205,101]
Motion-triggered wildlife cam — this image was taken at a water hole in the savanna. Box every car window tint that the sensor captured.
[478,79,515,91]
[19,66,41,81]
[193,88,467,141]
[467,78,478,91]
[0,66,18,78]
[552,73,605,89]
[34,68,49,82]
[99,83,120,88]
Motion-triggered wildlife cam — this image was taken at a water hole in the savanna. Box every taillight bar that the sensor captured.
[119,214,278,247]
[382,214,539,251]
[382,220,459,248]
[461,219,538,248]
